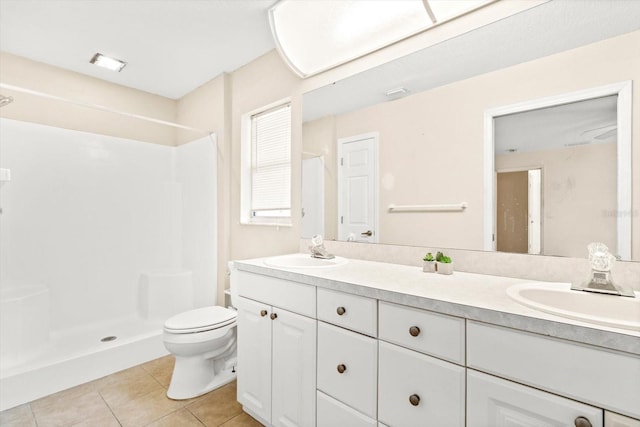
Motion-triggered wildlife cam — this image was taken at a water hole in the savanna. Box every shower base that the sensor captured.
[0,316,168,411]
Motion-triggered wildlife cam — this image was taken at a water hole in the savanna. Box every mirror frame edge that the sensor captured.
[483,80,633,260]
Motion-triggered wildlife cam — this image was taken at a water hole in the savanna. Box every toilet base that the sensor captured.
[167,355,237,400]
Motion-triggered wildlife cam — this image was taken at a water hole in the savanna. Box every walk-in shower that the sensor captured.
[0,89,218,410]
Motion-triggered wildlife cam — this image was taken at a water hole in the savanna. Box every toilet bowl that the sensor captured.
[163,306,237,399]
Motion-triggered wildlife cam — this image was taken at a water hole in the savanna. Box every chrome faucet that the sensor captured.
[309,235,335,260]
[571,243,635,297]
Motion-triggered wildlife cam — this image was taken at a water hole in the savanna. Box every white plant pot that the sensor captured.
[437,262,454,275]
[423,260,436,273]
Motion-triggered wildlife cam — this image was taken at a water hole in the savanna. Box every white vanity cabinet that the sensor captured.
[316,288,378,425]
[467,369,603,427]
[467,321,640,425]
[233,260,640,427]
[378,301,466,427]
[235,271,317,427]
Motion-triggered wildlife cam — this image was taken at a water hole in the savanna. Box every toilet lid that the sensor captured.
[164,306,237,334]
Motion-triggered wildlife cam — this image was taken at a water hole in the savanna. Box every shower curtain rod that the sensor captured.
[0,83,213,134]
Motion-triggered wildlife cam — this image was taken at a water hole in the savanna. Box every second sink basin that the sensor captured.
[507,282,640,331]
[263,253,348,269]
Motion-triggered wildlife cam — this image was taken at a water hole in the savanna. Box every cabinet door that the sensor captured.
[271,308,317,427]
[378,341,465,427]
[467,370,603,427]
[236,296,272,424]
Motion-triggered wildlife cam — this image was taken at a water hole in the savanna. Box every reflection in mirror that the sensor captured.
[493,95,618,258]
[301,0,639,261]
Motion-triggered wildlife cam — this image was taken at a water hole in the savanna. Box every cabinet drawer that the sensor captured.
[317,288,377,336]
[234,270,315,317]
[467,321,640,419]
[467,370,602,427]
[317,322,377,419]
[378,341,465,427]
[378,301,465,364]
[317,391,376,427]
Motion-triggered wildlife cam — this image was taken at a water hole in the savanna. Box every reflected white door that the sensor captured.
[338,133,378,243]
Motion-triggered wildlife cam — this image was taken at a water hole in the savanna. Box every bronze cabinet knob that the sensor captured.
[336,306,346,316]
[409,326,421,337]
[260,310,268,317]
[574,417,592,427]
[409,394,420,406]
[270,312,278,320]
[337,364,347,374]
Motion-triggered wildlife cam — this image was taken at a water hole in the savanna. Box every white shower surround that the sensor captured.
[0,118,217,410]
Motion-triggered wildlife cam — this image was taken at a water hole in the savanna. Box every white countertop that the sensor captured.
[234,254,640,356]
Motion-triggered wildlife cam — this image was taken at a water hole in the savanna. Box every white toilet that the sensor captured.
[163,305,237,399]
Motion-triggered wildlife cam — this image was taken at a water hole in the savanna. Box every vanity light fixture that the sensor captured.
[269,0,491,78]
[89,53,127,72]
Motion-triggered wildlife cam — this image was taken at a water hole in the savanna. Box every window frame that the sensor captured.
[240,98,293,226]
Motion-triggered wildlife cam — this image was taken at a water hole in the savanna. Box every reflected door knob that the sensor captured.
[574,417,592,427]
[337,364,347,374]
[336,306,346,316]
[270,313,278,320]
[409,326,421,337]
[409,394,420,406]
[361,230,373,237]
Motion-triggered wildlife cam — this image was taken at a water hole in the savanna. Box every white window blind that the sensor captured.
[251,103,291,218]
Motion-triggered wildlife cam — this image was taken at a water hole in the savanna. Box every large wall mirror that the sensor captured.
[301,0,640,261]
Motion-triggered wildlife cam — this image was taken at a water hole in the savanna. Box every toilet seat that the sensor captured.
[164,306,237,334]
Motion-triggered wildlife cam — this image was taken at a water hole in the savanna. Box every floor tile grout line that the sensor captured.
[97,391,124,427]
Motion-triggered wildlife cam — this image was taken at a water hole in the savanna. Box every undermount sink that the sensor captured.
[263,253,348,269]
[507,282,640,331]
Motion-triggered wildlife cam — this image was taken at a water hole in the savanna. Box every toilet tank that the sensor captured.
[139,271,194,321]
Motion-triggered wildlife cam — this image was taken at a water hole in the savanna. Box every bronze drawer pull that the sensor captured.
[270,312,278,320]
[574,416,592,427]
[337,306,346,316]
[260,310,268,317]
[337,364,347,374]
[409,394,420,406]
[409,326,421,337]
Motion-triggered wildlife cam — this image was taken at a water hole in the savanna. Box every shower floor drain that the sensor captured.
[100,336,117,342]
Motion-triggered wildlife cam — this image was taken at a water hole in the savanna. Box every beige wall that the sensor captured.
[496,143,617,258]
[0,52,178,146]
[3,26,639,304]
[175,74,231,306]
[228,50,303,263]
[304,30,640,259]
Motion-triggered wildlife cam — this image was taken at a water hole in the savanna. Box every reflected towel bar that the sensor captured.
[388,202,468,212]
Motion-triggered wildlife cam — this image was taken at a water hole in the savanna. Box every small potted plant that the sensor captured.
[436,251,454,275]
[422,252,436,273]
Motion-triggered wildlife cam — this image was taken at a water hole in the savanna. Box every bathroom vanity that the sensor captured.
[231,255,640,427]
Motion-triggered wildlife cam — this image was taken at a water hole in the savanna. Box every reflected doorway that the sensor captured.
[496,169,541,254]
[337,132,378,243]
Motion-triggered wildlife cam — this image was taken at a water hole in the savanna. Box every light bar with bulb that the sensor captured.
[90,53,127,72]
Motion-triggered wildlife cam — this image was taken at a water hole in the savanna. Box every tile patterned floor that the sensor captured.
[0,356,262,427]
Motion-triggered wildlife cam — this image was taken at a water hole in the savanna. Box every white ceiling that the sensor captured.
[0,0,276,99]
[494,95,618,155]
